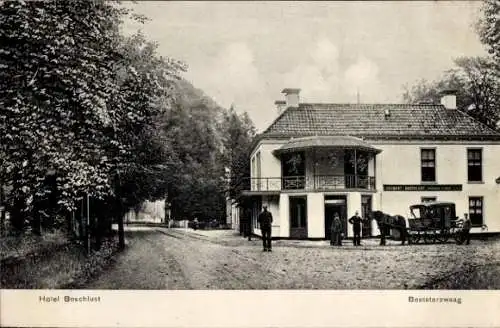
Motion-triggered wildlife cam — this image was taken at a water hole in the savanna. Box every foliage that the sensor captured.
[403,1,500,130]
[0,0,257,233]
[0,1,114,211]
[402,57,499,130]
[157,82,256,221]
[221,106,256,199]
[0,0,183,234]
[160,81,226,221]
[108,31,184,211]
[477,0,500,70]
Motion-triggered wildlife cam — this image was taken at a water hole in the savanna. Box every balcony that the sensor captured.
[248,175,376,192]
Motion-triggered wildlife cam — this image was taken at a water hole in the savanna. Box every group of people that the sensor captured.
[255,206,367,251]
[330,211,365,246]
[249,206,473,251]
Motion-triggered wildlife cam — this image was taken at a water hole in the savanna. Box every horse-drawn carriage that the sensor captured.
[407,202,464,244]
[372,201,487,245]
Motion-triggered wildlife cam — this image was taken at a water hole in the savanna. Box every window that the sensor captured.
[469,197,483,226]
[421,149,436,182]
[467,149,482,182]
[421,197,437,203]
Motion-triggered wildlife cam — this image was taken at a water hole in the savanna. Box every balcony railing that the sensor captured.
[248,175,376,192]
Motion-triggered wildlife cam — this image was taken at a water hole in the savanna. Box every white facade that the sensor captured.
[246,139,500,239]
[373,141,500,233]
[124,200,166,224]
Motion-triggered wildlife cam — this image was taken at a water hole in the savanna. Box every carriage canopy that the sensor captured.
[409,202,457,221]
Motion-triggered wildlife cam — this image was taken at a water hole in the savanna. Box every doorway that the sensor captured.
[324,195,347,240]
[289,196,307,239]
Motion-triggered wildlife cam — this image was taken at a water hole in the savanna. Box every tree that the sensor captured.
[477,0,500,70]
[402,57,499,130]
[454,56,499,128]
[160,97,226,221]
[221,106,256,200]
[0,0,125,233]
[0,1,184,242]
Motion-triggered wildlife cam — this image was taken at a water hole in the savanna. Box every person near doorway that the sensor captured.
[458,213,472,245]
[258,205,273,252]
[349,211,363,246]
[330,212,343,246]
[193,217,199,231]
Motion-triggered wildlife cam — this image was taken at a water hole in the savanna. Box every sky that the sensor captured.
[122,1,487,131]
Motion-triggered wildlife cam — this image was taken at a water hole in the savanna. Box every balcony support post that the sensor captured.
[354,149,357,188]
[313,148,317,190]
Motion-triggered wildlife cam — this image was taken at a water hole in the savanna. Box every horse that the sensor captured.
[371,211,409,246]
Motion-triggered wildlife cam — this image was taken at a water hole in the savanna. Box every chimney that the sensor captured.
[440,90,457,110]
[275,100,286,114]
[281,88,301,108]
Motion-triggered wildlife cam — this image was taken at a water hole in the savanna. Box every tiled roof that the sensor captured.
[274,136,381,154]
[262,103,500,140]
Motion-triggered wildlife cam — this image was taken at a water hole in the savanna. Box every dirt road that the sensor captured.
[87,228,500,289]
[87,229,291,289]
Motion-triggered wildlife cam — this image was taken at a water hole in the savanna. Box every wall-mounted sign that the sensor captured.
[324,199,346,204]
[383,184,462,192]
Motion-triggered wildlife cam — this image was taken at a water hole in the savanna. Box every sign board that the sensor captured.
[383,184,462,192]
[324,199,346,204]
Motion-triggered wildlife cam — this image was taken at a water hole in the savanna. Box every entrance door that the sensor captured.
[361,195,372,237]
[324,196,347,240]
[289,196,307,239]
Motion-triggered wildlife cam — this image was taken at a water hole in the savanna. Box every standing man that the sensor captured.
[330,212,343,246]
[258,205,273,252]
[458,213,472,245]
[349,211,363,246]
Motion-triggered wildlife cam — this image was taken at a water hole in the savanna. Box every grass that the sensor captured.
[0,231,69,261]
[1,234,120,289]
[423,262,500,289]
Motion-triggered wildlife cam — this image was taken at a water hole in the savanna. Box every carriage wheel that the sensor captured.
[423,231,435,244]
[410,232,420,244]
[435,230,450,243]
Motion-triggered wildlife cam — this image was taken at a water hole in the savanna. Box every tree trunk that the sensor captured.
[10,197,25,234]
[117,202,125,250]
[0,182,4,237]
[31,206,41,236]
[0,209,5,237]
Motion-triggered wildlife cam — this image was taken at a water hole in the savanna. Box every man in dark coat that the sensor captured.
[458,213,472,245]
[348,211,363,246]
[258,205,273,252]
[330,212,343,246]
